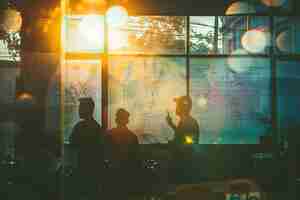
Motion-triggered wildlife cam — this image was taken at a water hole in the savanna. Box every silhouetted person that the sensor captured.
[107,108,139,199]
[166,96,200,184]
[166,96,199,145]
[70,97,106,200]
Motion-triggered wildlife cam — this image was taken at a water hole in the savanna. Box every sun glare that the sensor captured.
[79,15,104,45]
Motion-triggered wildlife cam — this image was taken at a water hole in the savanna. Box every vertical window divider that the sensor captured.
[214,16,219,53]
[102,12,109,130]
[186,16,190,96]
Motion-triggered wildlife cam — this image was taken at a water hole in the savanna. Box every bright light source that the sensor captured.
[79,15,104,46]
[242,29,269,53]
[197,96,208,108]
[185,136,193,144]
[18,92,33,101]
[2,8,22,33]
[106,5,128,27]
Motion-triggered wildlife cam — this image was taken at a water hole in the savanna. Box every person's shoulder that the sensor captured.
[188,116,198,124]
[72,120,85,130]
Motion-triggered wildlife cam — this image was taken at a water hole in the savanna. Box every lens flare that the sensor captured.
[106,6,128,28]
[276,31,292,53]
[108,29,128,51]
[227,49,253,73]
[79,15,104,46]
[185,136,193,144]
[197,96,208,108]
[226,1,256,15]
[261,0,286,7]
[242,29,269,53]
[18,92,33,101]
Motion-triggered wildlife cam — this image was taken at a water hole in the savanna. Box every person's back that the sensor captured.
[71,118,105,171]
[69,98,105,200]
[107,108,139,199]
[109,126,138,163]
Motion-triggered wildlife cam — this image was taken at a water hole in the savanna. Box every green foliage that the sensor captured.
[127,16,214,54]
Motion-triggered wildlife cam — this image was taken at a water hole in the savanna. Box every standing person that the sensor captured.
[108,108,139,199]
[166,96,200,184]
[166,96,200,145]
[70,97,106,200]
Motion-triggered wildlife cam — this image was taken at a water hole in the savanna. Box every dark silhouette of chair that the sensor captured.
[176,184,216,200]
[225,179,262,200]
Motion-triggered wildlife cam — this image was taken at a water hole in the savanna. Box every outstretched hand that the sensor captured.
[166,112,175,130]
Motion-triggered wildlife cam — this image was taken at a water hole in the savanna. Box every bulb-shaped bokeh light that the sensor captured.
[106,5,128,28]
[261,0,286,7]
[242,29,269,54]
[2,8,22,33]
[18,92,33,101]
[276,31,292,53]
[226,1,256,15]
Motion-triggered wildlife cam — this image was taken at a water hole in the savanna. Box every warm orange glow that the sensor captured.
[225,1,256,15]
[18,93,33,101]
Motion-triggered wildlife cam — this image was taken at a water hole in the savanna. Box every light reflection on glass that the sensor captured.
[226,1,256,15]
[241,28,270,54]
[261,0,287,7]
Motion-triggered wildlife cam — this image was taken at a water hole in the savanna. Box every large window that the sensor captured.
[61,0,300,144]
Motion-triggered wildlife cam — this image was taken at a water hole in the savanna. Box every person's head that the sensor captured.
[174,96,192,117]
[115,108,130,127]
[78,97,95,120]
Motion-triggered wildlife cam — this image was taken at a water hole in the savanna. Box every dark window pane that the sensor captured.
[63,15,105,53]
[190,57,271,144]
[277,60,300,141]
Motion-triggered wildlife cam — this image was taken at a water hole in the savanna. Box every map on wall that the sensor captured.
[109,57,186,144]
[63,60,101,142]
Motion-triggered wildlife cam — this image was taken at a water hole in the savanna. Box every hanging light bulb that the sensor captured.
[1,8,22,33]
